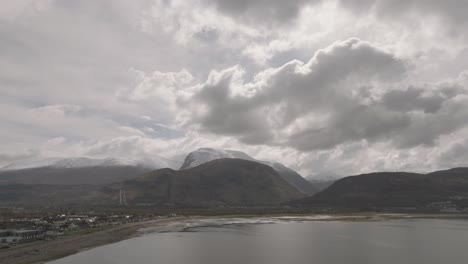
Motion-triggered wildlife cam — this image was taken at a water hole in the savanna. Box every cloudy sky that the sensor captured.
[1,0,468,177]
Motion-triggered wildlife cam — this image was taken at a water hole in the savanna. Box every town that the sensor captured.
[0,206,176,248]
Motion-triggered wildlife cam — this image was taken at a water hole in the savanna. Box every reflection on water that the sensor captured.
[49,219,468,264]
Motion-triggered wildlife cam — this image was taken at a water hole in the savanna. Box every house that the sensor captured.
[0,229,45,244]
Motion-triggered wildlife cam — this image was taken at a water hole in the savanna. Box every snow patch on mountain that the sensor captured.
[0,156,182,171]
[180,148,254,169]
[180,148,318,195]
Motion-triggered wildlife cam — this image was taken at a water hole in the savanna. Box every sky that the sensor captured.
[1,0,468,177]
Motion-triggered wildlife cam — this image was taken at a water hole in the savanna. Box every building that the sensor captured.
[0,229,45,244]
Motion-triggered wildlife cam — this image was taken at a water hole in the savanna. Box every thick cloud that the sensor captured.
[202,0,313,25]
[201,0,468,35]
[2,1,468,176]
[438,137,468,169]
[381,86,463,114]
[338,0,468,35]
[178,38,468,152]
[185,38,408,148]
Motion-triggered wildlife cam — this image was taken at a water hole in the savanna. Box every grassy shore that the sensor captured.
[2,213,468,264]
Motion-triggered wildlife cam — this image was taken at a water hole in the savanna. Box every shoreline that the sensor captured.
[0,217,188,264]
[2,213,468,264]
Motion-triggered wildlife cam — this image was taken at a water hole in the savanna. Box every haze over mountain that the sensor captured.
[305,174,341,192]
[180,148,318,195]
[305,179,336,193]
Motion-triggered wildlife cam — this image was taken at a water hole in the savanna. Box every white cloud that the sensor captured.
[1,0,468,176]
[180,38,409,148]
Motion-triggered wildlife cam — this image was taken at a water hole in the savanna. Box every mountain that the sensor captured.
[180,148,254,169]
[0,156,183,186]
[102,159,306,206]
[180,148,318,195]
[0,184,100,206]
[0,156,181,171]
[292,168,468,210]
[0,166,151,186]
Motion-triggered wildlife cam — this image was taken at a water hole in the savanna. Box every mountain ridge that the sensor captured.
[292,168,468,210]
[0,156,182,171]
[180,148,318,195]
[102,158,306,206]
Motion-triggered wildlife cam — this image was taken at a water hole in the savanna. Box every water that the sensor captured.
[49,218,468,264]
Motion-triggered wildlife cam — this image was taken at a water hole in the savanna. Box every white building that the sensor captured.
[0,229,45,244]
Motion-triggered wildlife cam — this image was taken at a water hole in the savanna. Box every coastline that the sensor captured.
[0,217,188,264]
[2,213,468,264]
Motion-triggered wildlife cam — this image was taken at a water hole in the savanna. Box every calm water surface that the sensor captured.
[49,219,468,264]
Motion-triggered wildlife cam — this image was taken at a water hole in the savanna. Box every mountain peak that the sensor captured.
[179,148,318,195]
[104,158,306,206]
[180,148,254,170]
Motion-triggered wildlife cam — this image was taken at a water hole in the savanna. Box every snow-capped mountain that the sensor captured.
[0,155,183,186]
[0,156,181,171]
[180,148,318,195]
[180,148,255,169]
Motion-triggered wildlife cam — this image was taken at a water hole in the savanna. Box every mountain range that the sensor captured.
[102,159,305,206]
[1,148,468,211]
[0,148,315,206]
[0,156,180,171]
[181,148,318,195]
[292,168,468,210]
[0,157,159,186]
[0,148,317,194]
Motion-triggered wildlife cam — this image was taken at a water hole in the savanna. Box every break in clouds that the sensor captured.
[1,0,468,176]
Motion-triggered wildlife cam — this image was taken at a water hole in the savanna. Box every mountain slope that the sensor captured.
[0,184,100,206]
[0,156,183,186]
[1,156,181,171]
[292,168,468,209]
[102,159,306,206]
[180,148,254,169]
[180,148,318,195]
[0,166,151,186]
